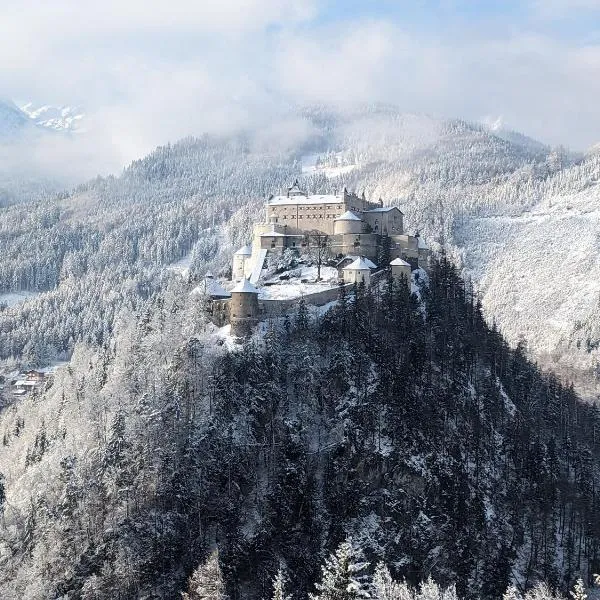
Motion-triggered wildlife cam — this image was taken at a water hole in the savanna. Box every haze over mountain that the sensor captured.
[0,103,598,396]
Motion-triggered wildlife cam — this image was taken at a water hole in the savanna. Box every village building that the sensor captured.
[10,370,49,396]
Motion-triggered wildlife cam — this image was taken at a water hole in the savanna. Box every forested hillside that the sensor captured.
[1,257,599,599]
[2,105,600,388]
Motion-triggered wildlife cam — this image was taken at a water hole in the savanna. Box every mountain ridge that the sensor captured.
[1,104,599,394]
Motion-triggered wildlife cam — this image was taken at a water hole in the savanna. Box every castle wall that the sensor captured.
[390,234,419,261]
[259,284,351,317]
[362,208,404,235]
[207,298,230,326]
[265,192,379,236]
[342,268,371,285]
[266,202,342,235]
[330,233,379,260]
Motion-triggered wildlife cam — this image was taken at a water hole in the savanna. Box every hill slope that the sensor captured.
[0,259,598,599]
[1,105,599,391]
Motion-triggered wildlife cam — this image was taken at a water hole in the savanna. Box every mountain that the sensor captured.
[1,104,600,598]
[1,256,599,598]
[0,99,33,139]
[0,100,88,206]
[20,102,85,133]
[0,99,85,137]
[0,104,599,391]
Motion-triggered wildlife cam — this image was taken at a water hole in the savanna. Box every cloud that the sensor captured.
[1,0,600,187]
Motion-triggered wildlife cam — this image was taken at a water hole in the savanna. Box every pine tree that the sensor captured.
[372,563,412,600]
[182,549,227,600]
[570,579,586,600]
[310,539,370,600]
[272,566,292,600]
[503,586,522,600]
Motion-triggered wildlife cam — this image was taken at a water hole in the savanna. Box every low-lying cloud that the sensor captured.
[1,0,600,187]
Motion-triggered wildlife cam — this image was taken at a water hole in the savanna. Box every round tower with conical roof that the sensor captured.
[334,211,363,235]
[390,257,412,288]
[230,278,260,337]
[232,245,252,280]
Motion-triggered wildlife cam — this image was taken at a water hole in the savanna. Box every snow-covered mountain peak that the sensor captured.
[20,102,85,133]
[0,99,31,138]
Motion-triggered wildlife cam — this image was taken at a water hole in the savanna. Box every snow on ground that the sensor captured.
[167,253,193,277]
[454,182,600,369]
[0,290,40,308]
[301,153,357,178]
[260,265,339,300]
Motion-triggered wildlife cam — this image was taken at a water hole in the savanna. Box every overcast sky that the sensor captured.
[2,0,600,173]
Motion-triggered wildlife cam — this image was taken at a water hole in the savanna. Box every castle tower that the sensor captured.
[390,257,412,288]
[232,245,252,280]
[342,257,372,285]
[230,278,260,338]
[333,211,363,235]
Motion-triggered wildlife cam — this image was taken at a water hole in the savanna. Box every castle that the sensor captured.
[204,182,429,337]
[233,181,428,281]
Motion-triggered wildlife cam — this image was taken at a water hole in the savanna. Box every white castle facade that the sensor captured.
[232,181,428,283]
[202,182,431,337]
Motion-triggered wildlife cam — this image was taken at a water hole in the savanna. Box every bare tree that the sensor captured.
[304,230,330,281]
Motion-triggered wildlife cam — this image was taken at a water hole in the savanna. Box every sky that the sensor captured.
[1,0,600,176]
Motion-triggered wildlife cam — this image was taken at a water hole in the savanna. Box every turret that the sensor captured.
[230,279,260,337]
[342,257,373,285]
[390,257,411,288]
[334,211,363,235]
[232,245,252,280]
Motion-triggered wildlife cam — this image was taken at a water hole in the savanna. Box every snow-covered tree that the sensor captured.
[311,539,370,600]
[372,563,412,600]
[272,566,292,600]
[182,550,226,600]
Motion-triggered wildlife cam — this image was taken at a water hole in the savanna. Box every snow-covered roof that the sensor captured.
[234,245,252,256]
[267,194,343,206]
[260,231,287,237]
[364,206,404,214]
[334,211,362,221]
[417,237,429,249]
[203,278,231,298]
[339,256,376,269]
[344,257,373,271]
[390,258,411,267]
[14,380,39,387]
[287,180,305,196]
[192,278,231,298]
[231,279,259,294]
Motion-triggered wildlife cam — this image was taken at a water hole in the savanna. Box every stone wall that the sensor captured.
[259,284,352,318]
